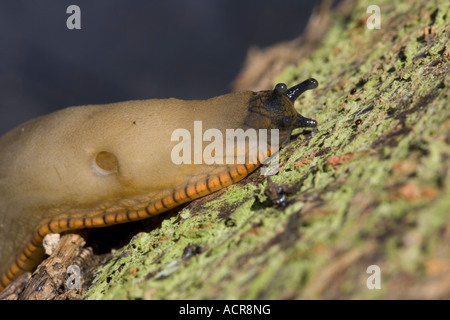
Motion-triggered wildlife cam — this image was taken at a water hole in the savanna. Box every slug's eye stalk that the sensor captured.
[285,78,318,102]
[274,83,288,95]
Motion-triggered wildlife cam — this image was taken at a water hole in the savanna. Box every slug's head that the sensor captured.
[244,78,318,145]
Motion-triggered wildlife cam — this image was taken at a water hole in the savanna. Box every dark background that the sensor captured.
[0,1,320,135]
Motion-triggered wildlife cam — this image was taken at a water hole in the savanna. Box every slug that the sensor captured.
[0,78,318,290]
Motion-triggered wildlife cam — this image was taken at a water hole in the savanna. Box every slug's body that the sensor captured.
[0,79,318,290]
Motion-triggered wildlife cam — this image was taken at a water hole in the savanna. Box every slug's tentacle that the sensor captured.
[274,83,288,95]
[284,78,319,103]
[278,78,319,129]
[294,116,317,128]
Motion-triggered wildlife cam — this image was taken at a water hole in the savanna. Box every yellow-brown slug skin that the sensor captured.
[0,79,318,290]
